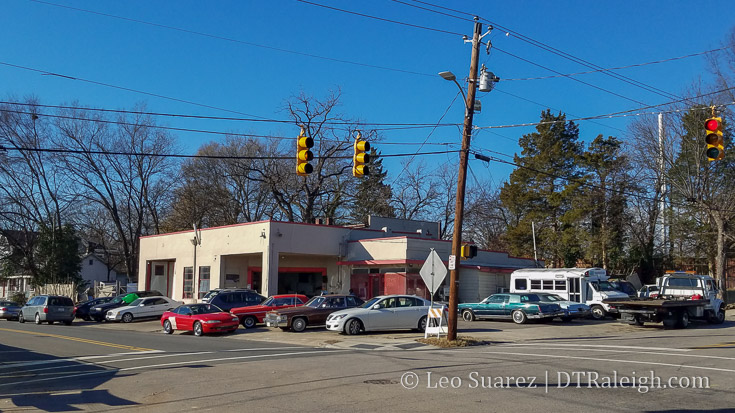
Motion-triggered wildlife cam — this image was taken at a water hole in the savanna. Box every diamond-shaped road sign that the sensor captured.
[419,249,447,295]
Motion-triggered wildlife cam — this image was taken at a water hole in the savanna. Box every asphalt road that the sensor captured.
[1,316,735,412]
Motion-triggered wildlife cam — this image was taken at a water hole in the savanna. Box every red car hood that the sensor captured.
[196,312,237,322]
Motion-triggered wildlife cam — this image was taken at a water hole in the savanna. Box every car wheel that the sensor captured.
[461,310,475,322]
[345,319,363,335]
[418,315,428,331]
[590,305,606,320]
[18,312,25,323]
[709,307,726,324]
[242,316,257,329]
[193,321,203,337]
[163,319,174,334]
[35,313,42,325]
[291,317,307,332]
[121,313,134,323]
[679,311,690,329]
[511,310,527,325]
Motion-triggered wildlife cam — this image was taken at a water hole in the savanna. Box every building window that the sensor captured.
[154,265,165,276]
[183,267,194,299]
[198,266,211,299]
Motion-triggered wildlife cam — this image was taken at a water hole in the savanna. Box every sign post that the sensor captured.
[420,249,449,338]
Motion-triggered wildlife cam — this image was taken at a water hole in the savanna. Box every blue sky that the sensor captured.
[2,0,734,189]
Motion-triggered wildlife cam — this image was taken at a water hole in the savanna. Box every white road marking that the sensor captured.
[465,350,735,374]
[0,349,349,388]
[495,344,735,361]
[0,350,164,370]
[504,343,692,352]
[222,347,306,352]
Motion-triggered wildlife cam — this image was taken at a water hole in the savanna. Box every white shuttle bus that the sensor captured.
[509,268,629,319]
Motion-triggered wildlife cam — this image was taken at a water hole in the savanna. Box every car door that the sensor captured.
[177,306,195,331]
[367,297,397,329]
[393,296,420,328]
[482,295,506,316]
[138,298,156,318]
[150,298,171,318]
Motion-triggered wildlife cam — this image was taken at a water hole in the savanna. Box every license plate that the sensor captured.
[56,308,66,312]
[266,321,276,327]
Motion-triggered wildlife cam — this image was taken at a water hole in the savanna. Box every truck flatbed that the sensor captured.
[605,298,710,308]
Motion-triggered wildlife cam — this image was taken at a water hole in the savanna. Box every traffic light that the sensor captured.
[460,244,478,259]
[704,117,724,161]
[353,134,370,177]
[296,128,314,176]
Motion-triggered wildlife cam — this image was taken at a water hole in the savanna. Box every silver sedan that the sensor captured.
[326,295,434,335]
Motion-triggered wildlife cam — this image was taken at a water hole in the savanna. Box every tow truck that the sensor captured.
[605,272,726,329]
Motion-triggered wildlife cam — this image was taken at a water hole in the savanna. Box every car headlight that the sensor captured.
[330,314,347,321]
[204,320,221,324]
[231,317,239,321]
[278,315,287,322]
[93,307,101,311]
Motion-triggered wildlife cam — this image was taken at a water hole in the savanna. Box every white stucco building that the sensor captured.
[138,216,538,303]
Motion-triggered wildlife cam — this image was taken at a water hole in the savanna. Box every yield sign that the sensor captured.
[419,249,447,295]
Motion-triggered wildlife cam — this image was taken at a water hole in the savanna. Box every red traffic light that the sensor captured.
[705,118,720,131]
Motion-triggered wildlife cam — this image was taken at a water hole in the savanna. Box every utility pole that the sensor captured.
[447,19,483,341]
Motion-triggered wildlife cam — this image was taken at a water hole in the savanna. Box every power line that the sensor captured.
[503,46,730,81]
[295,0,465,36]
[0,145,460,160]
[0,100,460,129]
[28,0,437,78]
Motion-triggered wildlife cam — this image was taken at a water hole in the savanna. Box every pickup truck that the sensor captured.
[604,272,725,329]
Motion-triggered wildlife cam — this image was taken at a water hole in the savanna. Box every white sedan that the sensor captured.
[326,295,435,335]
[106,296,181,323]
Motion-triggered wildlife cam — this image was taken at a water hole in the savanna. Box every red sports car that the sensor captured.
[161,303,239,336]
[231,294,308,328]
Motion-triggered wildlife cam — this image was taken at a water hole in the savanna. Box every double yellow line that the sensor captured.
[690,341,735,349]
[0,327,154,352]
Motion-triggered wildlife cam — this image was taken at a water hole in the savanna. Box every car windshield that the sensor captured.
[110,296,125,304]
[261,297,275,306]
[304,296,326,308]
[361,297,382,308]
[129,298,143,306]
[591,281,617,292]
[189,304,222,314]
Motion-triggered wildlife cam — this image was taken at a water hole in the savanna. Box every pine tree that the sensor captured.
[500,110,586,267]
[348,150,395,225]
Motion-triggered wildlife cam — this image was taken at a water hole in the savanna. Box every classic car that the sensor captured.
[105,296,181,323]
[231,294,308,328]
[264,294,364,332]
[326,295,438,335]
[458,293,564,324]
[535,293,590,321]
[161,303,239,336]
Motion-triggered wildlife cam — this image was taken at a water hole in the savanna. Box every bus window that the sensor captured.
[542,280,554,290]
[514,278,528,291]
[554,280,566,290]
[530,280,541,289]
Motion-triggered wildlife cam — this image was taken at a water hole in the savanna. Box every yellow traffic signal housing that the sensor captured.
[460,244,478,259]
[353,136,370,177]
[704,117,724,161]
[296,129,314,176]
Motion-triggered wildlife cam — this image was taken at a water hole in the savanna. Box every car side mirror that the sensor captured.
[139,303,145,307]
[372,305,381,310]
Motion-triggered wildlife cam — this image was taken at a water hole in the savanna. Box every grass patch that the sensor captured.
[416,336,490,348]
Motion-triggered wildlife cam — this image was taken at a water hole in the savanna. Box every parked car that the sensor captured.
[105,296,181,323]
[458,293,564,324]
[0,300,22,321]
[204,289,265,312]
[638,284,659,298]
[231,294,308,328]
[535,293,590,321]
[265,294,364,332]
[326,295,437,335]
[18,295,75,325]
[89,291,163,321]
[74,297,114,321]
[161,303,239,336]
